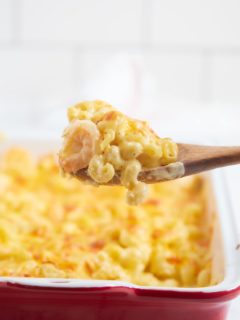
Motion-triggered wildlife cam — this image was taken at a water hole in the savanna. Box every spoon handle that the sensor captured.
[178,144,240,176]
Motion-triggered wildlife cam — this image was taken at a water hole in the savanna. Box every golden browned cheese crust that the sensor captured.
[0,148,214,287]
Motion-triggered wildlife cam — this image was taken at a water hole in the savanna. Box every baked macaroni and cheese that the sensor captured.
[0,148,215,287]
[59,100,178,205]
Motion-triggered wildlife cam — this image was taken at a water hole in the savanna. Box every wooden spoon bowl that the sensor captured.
[75,144,240,184]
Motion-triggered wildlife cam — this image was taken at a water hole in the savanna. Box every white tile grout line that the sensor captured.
[141,0,153,48]
[201,51,214,103]
[72,46,84,97]
[11,0,22,45]
[2,40,240,55]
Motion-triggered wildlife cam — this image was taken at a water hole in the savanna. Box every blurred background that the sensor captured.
[0,0,239,316]
[0,0,239,140]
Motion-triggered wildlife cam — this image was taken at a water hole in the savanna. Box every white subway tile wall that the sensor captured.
[212,55,240,104]
[151,0,240,46]
[0,48,75,104]
[144,53,204,101]
[22,0,143,44]
[0,0,240,116]
[0,0,12,41]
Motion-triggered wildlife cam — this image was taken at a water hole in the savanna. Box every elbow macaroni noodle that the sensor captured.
[0,148,216,287]
[59,100,178,205]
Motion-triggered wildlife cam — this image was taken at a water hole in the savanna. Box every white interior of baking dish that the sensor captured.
[0,136,239,293]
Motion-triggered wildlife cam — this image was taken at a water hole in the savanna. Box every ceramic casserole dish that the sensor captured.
[0,137,239,320]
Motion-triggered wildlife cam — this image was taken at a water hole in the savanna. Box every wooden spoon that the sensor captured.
[75,144,240,184]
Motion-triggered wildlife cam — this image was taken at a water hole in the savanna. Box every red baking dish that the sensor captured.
[0,137,239,320]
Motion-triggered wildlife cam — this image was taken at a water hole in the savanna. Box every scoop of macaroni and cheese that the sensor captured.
[59,100,178,205]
